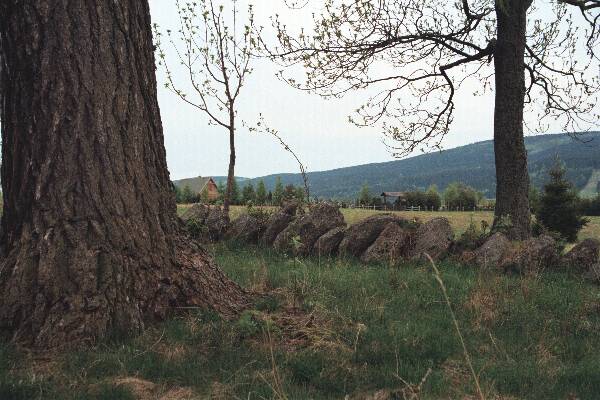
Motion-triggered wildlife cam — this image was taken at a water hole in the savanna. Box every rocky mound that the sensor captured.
[361,222,412,264]
[339,214,411,257]
[408,217,454,261]
[262,202,299,246]
[313,226,346,257]
[226,214,264,244]
[274,202,345,256]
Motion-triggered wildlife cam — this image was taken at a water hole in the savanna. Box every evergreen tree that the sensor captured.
[216,180,226,201]
[182,185,195,204]
[295,186,305,202]
[273,177,284,206]
[529,185,541,214]
[230,179,241,205]
[242,183,256,205]
[358,183,371,206]
[267,191,273,205]
[256,179,267,205]
[579,194,600,217]
[536,159,588,242]
[200,186,210,204]
[173,183,184,204]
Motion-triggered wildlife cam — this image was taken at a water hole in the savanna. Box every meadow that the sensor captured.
[2,243,600,399]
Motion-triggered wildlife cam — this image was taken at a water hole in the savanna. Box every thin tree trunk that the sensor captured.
[492,0,532,240]
[0,0,248,348]
[223,121,236,215]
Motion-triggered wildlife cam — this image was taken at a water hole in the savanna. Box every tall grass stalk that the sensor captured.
[425,253,485,400]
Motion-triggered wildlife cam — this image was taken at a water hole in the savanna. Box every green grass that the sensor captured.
[3,243,600,399]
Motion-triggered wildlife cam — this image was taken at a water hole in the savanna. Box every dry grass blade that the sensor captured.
[424,253,485,400]
[258,327,288,400]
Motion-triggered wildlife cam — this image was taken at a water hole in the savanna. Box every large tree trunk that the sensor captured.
[492,0,533,240]
[0,0,248,348]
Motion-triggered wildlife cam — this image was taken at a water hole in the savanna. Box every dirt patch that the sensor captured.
[159,387,196,400]
[265,304,351,354]
[207,381,235,400]
[465,278,504,331]
[114,377,156,399]
[114,377,196,400]
[441,358,471,390]
[155,343,188,362]
[244,287,354,355]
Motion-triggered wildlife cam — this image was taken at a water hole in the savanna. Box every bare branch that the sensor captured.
[255,0,598,155]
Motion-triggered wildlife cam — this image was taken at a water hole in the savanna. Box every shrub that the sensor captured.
[443,182,482,210]
[241,183,256,205]
[185,218,208,240]
[536,159,588,242]
[529,185,541,214]
[578,195,600,216]
[246,203,272,225]
[357,183,371,206]
[425,185,442,210]
[394,186,441,210]
[453,217,486,253]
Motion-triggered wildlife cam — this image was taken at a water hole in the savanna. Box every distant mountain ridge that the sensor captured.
[176,132,600,200]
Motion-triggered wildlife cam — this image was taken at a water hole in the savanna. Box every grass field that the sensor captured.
[177,204,600,242]
[2,243,600,399]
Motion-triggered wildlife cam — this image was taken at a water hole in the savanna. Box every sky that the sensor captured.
[147,0,590,181]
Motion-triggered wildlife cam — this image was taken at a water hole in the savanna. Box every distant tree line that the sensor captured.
[356,182,483,211]
[173,176,306,206]
[442,183,484,210]
[173,184,200,204]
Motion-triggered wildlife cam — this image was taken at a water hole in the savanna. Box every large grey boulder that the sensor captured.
[504,234,559,274]
[261,202,298,246]
[561,238,600,282]
[473,232,512,268]
[339,214,410,257]
[280,200,300,216]
[179,203,210,223]
[205,208,230,241]
[361,222,412,264]
[313,226,346,256]
[273,202,345,256]
[226,214,264,244]
[408,217,454,261]
[587,264,600,283]
[562,238,600,272]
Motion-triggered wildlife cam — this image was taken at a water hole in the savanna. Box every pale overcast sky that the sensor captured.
[148,1,586,180]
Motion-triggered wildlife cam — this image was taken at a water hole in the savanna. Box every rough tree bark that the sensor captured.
[0,0,248,348]
[492,0,533,240]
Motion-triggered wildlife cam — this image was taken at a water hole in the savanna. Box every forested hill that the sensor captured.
[243,132,600,199]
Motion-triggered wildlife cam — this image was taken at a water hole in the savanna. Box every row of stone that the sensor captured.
[181,202,450,261]
[466,232,600,279]
[180,202,600,279]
